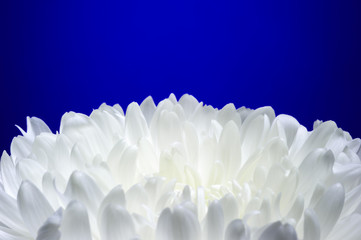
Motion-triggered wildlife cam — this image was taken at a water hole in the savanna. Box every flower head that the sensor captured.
[1,94,361,240]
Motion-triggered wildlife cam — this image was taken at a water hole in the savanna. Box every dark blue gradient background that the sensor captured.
[1,0,360,152]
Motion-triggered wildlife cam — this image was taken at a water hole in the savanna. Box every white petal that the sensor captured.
[155,179,176,212]
[271,114,300,148]
[0,190,27,234]
[36,208,62,240]
[125,102,150,144]
[90,109,122,142]
[293,121,337,166]
[347,137,361,151]
[343,146,361,164]
[60,112,108,155]
[240,106,275,144]
[156,206,200,240]
[107,139,128,175]
[325,128,347,156]
[328,213,361,240]
[156,208,172,240]
[179,94,199,118]
[279,168,299,213]
[1,151,21,198]
[241,106,275,129]
[16,158,46,189]
[286,195,304,224]
[64,171,104,216]
[332,163,361,192]
[60,201,92,240]
[264,163,286,194]
[143,177,165,207]
[309,184,326,209]
[112,103,125,115]
[98,185,126,219]
[198,137,216,186]
[156,110,182,150]
[140,96,156,125]
[51,135,72,176]
[137,138,158,175]
[224,219,249,240]
[17,181,54,236]
[113,146,138,190]
[31,133,56,167]
[168,93,178,104]
[203,200,224,240]
[173,103,186,122]
[288,125,309,157]
[237,107,252,122]
[69,144,86,170]
[298,149,334,194]
[59,112,90,135]
[220,193,239,225]
[313,119,323,129]
[191,105,216,133]
[258,198,271,226]
[16,117,51,141]
[126,184,149,215]
[210,120,223,141]
[264,138,289,166]
[42,172,60,210]
[10,136,32,161]
[99,204,135,240]
[343,182,361,216]
[98,102,118,115]
[259,221,297,240]
[303,208,320,240]
[86,161,114,193]
[181,185,191,202]
[0,226,29,240]
[197,187,206,220]
[218,121,242,178]
[182,122,199,164]
[241,114,270,161]
[314,183,345,240]
[217,103,241,127]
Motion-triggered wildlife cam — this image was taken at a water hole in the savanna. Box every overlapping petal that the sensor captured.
[0,94,360,240]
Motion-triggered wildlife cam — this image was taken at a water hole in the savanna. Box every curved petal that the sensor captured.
[304,208,320,240]
[17,181,54,237]
[99,204,135,240]
[259,221,297,240]
[1,151,21,198]
[179,94,199,118]
[98,185,126,219]
[328,213,361,240]
[64,171,104,216]
[0,226,29,240]
[0,190,27,234]
[218,121,242,178]
[140,96,156,126]
[203,201,224,240]
[125,102,149,144]
[60,201,92,240]
[156,205,200,240]
[314,183,345,240]
[16,117,51,141]
[224,219,249,240]
[36,208,62,240]
[293,121,337,166]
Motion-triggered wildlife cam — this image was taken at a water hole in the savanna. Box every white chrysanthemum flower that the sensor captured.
[1,94,361,240]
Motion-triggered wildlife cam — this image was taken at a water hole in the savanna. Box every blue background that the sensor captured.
[1,0,360,152]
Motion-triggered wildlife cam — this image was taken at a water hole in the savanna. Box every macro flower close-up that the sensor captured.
[1,94,360,240]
